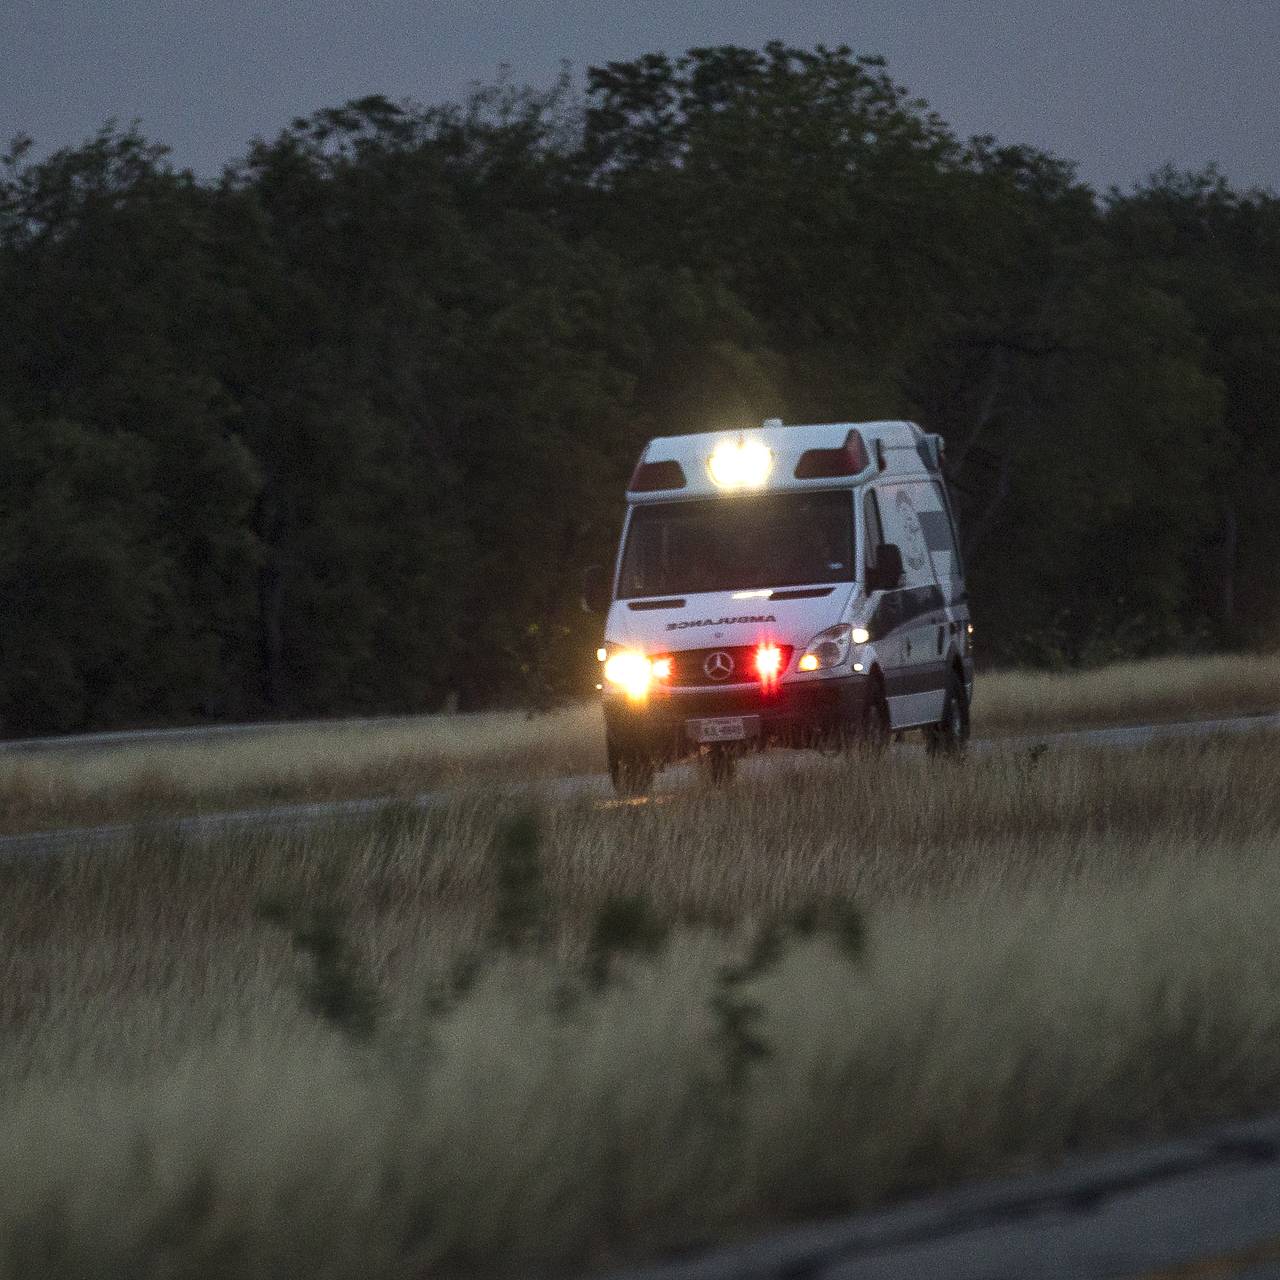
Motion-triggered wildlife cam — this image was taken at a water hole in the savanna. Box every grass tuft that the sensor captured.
[490,811,548,953]
[259,897,383,1043]
[587,895,670,991]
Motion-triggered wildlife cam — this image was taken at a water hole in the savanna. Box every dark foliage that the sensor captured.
[489,811,549,952]
[1,47,1277,735]
[258,895,382,1042]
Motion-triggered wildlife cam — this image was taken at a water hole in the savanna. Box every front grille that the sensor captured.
[605,675,868,756]
[655,686,775,716]
[647,678,852,719]
[661,644,794,687]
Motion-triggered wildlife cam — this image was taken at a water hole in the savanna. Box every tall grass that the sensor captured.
[0,703,605,833]
[973,649,1280,735]
[2,733,1280,1275]
[1,651,1277,836]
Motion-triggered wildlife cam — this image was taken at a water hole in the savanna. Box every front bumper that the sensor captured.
[603,674,873,761]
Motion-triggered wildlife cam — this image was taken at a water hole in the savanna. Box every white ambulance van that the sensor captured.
[587,419,973,794]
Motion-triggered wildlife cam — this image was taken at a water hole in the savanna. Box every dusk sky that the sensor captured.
[3,0,1278,193]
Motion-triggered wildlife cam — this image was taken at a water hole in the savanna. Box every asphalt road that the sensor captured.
[605,1112,1280,1280]
[2,710,1279,861]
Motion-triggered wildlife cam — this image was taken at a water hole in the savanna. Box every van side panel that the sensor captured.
[875,481,951,728]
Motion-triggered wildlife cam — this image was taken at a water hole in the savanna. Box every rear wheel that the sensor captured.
[607,737,655,796]
[927,671,970,756]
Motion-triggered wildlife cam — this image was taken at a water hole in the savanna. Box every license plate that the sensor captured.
[688,715,758,743]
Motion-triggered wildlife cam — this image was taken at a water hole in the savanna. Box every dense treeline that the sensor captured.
[2,44,1278,734]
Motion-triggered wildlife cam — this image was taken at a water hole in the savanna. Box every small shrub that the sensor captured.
[489,811,547,952]
[586,893,670,990]
[258,896,381,1043]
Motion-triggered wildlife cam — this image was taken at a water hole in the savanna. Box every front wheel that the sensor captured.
[856,676,891,754]
[927,672,970,756]
[607,736,655,796]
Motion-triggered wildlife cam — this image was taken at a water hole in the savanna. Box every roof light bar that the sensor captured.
[628,458,687,492]
[708,437,772,490]
[793,430,871,480]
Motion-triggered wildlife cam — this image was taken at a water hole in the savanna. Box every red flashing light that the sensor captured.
[755,642,783,690]
[793,430,871,480]
[628,458,687,492]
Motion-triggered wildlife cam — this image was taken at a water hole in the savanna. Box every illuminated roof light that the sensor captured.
[708,437,773,490]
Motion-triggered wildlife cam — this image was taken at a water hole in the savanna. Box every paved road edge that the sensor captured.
[599,1112,1280,1279]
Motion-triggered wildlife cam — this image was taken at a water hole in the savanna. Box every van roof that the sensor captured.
[627,419,942,502]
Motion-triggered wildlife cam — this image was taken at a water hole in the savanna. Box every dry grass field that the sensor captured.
[3,728,1280,1276]
[0,651,1277,836]
[0,703,607,834]
[972,649,1280,736]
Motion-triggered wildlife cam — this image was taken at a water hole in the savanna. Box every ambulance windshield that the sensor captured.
[618,492,854,598]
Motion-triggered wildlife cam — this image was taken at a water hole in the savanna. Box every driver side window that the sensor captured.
[863,489,885,578]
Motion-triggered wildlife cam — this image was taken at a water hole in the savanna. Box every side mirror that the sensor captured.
[866,543,904,593]
[581,564,610,615]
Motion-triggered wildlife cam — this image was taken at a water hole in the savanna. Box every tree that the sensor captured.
[0,53,1274,733]
[1107,170,1280,643]
[0,414,168,732]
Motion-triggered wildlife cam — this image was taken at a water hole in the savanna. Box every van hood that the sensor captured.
[605,584,861,656]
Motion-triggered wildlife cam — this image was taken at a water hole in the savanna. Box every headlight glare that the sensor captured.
[603,648,654,700]
[800,624,853,671]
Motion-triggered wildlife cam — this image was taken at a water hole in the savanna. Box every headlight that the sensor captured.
[602,647,658,700]
[798,624,859,672]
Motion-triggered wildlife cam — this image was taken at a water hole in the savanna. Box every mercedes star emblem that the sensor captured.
[704,650,735,681]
